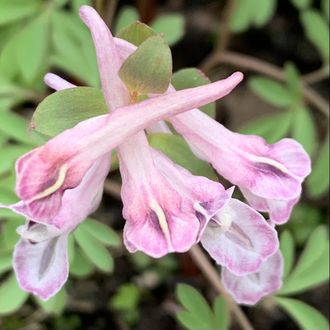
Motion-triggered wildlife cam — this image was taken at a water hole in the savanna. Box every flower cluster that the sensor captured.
[0,6,311,304]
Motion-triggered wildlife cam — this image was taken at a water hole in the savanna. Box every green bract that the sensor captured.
[119,36,172,94]
[32,87,107,137]
[117,21,157,46]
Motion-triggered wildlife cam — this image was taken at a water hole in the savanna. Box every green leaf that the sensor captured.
[36,288,67,314]
[249,77,293,107]
[16,13,50,83]
[275,297,329,330]
[280,230,295,278]
[288,203,323,246]
[252,0,277,27]
[32,87,107,137]
[119,36,172,94]
[2,218,23,251]
[291,106,316,156]
[172,68,216,118]
[323,0,329,21]
[54,0,69,7]
[74,226,114,273]
[151,14,185,45]
[0,253,12,275]
[177,311,209,330]
[114,6,139,33]
[0,111,37,146]
[230,0,254,33]
[0,145,31,176]
[0,0,42,26]
[279,226,329,295]
[117,21,157,46]
[69,246,94,278]
[284,62,302,102]
[176,284,214,328]
[240,111,293,143]
[213,297,230,330]
[110,283,140,311]
[307,134,329,197]
[292,226,327,276]
[80,218,121,247]
[51,11,99,87]
[301,9,329,62]
[290,0,312,10]
[72,0,91,12]
[149,133,217,181]
[0,274,29,314]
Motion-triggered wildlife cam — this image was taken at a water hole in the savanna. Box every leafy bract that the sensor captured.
[32,87,107,137]
[117,22,157,46]
[119,36,172,94]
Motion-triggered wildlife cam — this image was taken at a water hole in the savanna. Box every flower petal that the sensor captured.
[80,5,129,110]
[222,250,283,305]
[241,188,299,224]
[13,234,69,300]
[201,199,278,275]
[171,111,311,200]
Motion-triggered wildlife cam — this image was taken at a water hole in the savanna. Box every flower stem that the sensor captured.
[189,245,255,330]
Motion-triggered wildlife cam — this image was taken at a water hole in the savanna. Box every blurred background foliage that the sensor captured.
[0,0,328,329]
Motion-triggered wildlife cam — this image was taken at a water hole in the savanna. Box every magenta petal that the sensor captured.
[201,199,278,275]
[222,250,283,305]
[13,234,69,300]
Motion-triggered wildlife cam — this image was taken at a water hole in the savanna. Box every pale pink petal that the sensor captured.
[201,199,278,275]
[13,234,69,300]
[222,250,283,305]
[44,73,75,90]
[16,221,62,243]
[79,5,129,109]
[241,188,299,224]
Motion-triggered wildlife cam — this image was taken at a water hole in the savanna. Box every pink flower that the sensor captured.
[170,112,311,224]
[222,250,284,305]
[1,5,243,299]
[200,199,278,275]
[9,157,110,299]
[113,38,311,224]
[47,6,238,258]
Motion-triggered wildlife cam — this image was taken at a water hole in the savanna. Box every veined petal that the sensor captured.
[152,149,233,234]
[120,133,231,257]
[241,188,299,224]
[222,250,283,305]
[13,234,69,300]
[201,199,278,275]
[169,110,311,203]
